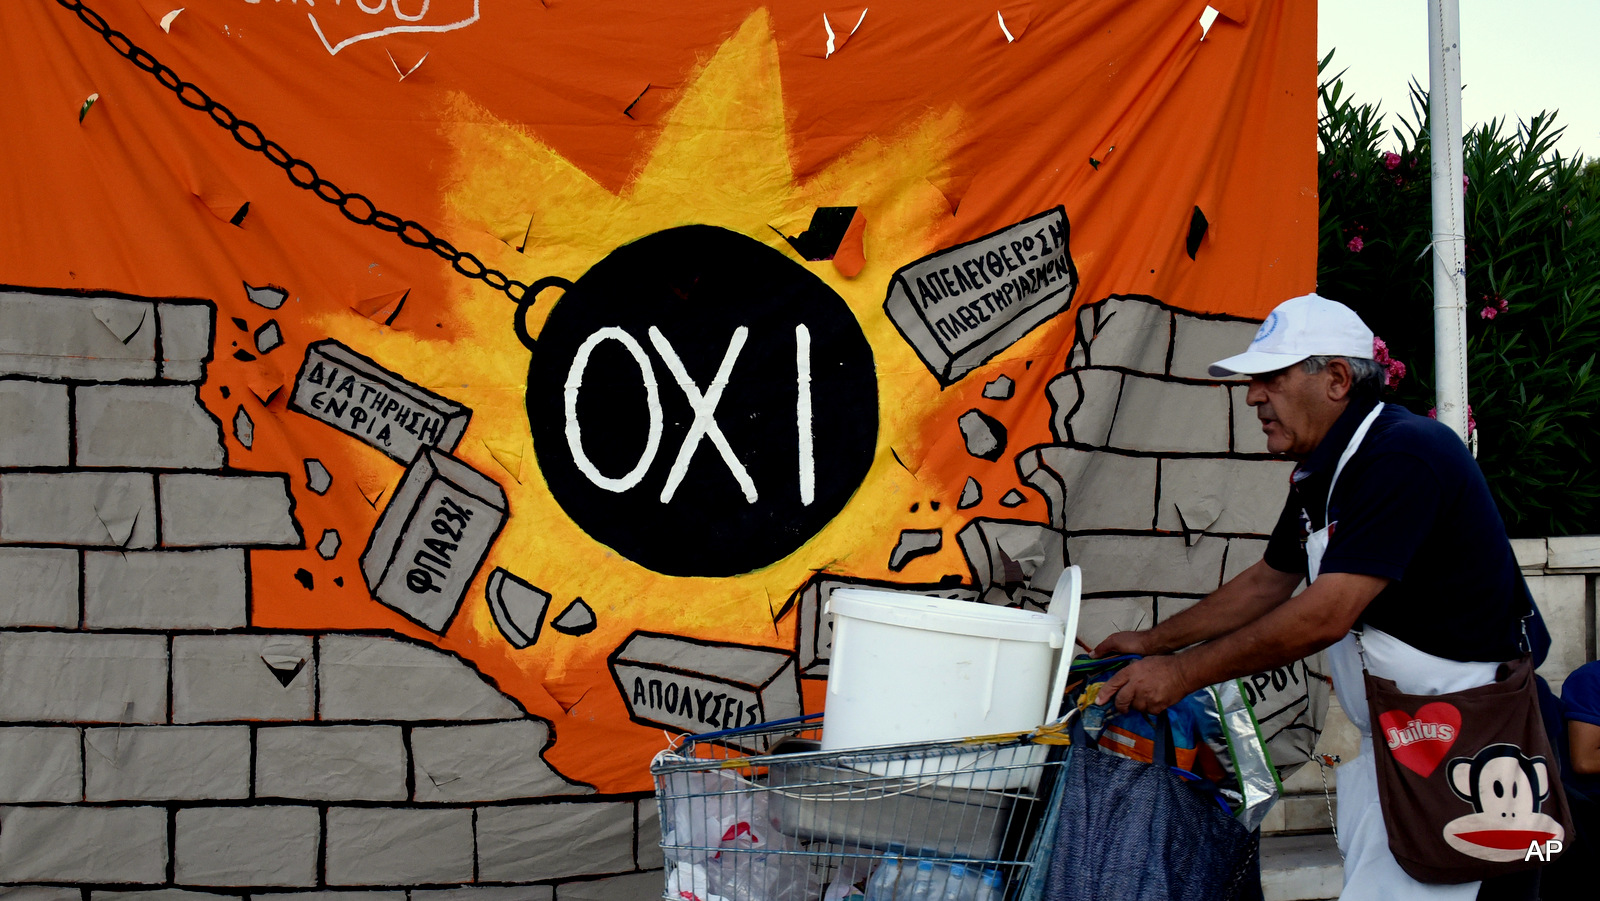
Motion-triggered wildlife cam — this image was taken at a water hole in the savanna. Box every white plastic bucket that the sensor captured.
[821,589,1067,752]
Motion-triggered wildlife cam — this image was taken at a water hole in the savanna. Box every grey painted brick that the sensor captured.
[1047,368,1121,445]
[1155,596,1201,624]
[75,385,224,469]
[1223,538,1271,583]
[476,802,635,883]
[0,292,158,381]
[84,549,247,630]
[253,895,405,901]
[85,726,249,801]
[1156,458,1294,536]
[325,807,473,886]
[957,519,1066,594]
[255,725,406,801]
[175,805,318,887]
[0,805,166,883]
[1066,534,1227,596]
[1231,385,1270,454]
[0,471,157,548]
[1168,316,1259,380]
[0,548,78,628]
[0,380,69,467]
[1082,297,1171,374]
[1075,596,1156,650]
[92,892,235,901]
[0,727,81,802]
[1016,446,1156,531]
[172,634,314,723]
[411,720,590,802]
[557,872,663,901]
[253,894,405,901]
[0,888,83,901]
[318,635,522,721]
[158,302,214,383]
[159,474,300,547]
[412,890,552,901]
[636,800,663,870]
[1107,376,1230,453]
[0,632,166,723]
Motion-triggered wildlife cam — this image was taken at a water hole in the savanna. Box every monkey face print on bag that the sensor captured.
[1441,743,1565,863]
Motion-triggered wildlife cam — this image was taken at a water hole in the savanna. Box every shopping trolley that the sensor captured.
[651,713,1074,901]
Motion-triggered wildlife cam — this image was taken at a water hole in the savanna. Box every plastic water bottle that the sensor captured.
[963,865,985,901]
[939,863,970,901]
[864,844,905,901]
[901,860,937,901]
[973,868,1004,901]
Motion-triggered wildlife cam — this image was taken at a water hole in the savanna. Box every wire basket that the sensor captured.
[651,716,1071,901]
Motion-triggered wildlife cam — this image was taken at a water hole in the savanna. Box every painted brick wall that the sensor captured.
[0,290,662,900]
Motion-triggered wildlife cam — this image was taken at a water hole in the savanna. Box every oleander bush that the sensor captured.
[1317,52,1600,536]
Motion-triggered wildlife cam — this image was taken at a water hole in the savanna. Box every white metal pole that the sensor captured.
[1429,0,1470,441]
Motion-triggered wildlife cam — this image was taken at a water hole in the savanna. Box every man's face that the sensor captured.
[1246,363,1341,457]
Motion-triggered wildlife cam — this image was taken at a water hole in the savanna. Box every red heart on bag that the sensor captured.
[1377,702,1462,778]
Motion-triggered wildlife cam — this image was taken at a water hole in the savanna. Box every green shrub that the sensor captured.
[1317,52,1600,536]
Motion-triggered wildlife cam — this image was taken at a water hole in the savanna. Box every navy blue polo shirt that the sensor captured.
[1262,394,1527,662]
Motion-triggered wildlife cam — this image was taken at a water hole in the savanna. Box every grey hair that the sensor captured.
[1301,355,1386,393]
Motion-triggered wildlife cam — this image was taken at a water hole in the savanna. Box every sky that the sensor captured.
[1319,0,1599,159]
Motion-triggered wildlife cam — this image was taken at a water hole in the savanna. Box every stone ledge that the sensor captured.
[1511,537,1549,571]
[1545,535,1600,571]
[1260,832,1342,901]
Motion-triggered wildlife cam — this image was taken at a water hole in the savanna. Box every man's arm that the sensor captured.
[1103,571,1387,713]
[1093,558,1304,657]
[1571,721,1600,775]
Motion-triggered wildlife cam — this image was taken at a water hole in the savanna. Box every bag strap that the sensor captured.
[1151,710,1176,768]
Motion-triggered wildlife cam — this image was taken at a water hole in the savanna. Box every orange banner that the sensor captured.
[0,0,1314,793]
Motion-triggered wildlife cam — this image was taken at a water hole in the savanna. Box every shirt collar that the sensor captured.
[1291,393,1381,484]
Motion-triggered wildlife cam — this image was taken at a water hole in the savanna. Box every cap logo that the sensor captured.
[1251,311,1280,347]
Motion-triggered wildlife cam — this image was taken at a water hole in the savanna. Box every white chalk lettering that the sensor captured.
[649,326,757,505]
[563,327,664,493]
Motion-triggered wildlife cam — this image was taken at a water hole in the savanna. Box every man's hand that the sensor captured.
[1092,630,1155,658]
[1101,655,1193,714]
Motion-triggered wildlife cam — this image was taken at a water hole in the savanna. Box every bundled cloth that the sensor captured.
[1032,656,1279,901]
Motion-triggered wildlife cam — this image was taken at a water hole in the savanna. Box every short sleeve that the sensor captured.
[1262,499,1309,575]
[1564,661,1600,727]
[1316,452,1440,581]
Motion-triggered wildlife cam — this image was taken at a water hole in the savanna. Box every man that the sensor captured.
[1095,294,1531,900]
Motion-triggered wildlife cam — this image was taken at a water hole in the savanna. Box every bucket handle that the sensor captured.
[1043,565,1082,723]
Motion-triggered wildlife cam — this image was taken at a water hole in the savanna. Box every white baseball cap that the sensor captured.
[1208,293,1374,378]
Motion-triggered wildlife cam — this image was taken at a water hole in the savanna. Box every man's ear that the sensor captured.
[1326,358,1354,401]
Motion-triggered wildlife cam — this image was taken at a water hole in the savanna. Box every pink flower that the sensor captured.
[1463,174,1470,195]
[1427,405,1478,436]
[1383,152,1402,170]
[1372,336,1406,388]
[1394,176,1405,186]
[1347,236,1365,253]
[1480,305,1498,320]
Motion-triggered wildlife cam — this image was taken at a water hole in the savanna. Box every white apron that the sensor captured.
[1308,404,1499,901]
